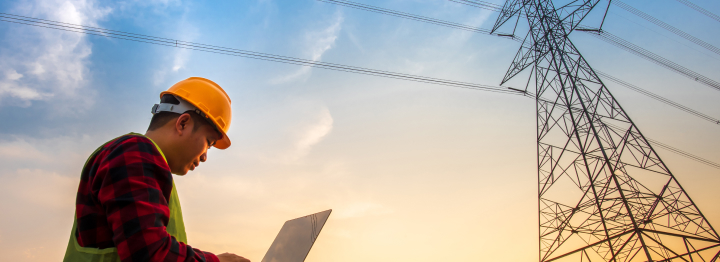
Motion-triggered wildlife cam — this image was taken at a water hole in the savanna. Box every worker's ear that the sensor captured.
[175,113,192,136]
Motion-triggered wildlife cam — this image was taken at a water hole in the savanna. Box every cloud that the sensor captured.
[439,9,494,48]
[0,168,77,210]
[0,0,194,108]
[270,11,344,84]
[169,20,197,73]
[345,29,365,54]
[0,133,103,177]
[0,137,51,161]
[243,101,335,164]
[153,7,199,86]
[275,105,334,163]
[0,0,111,111]
[172,47,191,72]
[295,107,333,157]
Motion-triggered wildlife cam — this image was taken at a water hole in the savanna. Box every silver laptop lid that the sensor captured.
[261,209,332,262]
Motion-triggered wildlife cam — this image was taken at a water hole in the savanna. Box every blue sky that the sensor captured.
[0,0,719,261]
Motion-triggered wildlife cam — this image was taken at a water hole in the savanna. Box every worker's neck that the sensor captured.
[145,129,173,156]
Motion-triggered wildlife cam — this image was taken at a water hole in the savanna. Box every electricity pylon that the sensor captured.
[490,0,720,261]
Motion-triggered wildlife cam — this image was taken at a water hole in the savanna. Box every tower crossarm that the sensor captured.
[498,0,602,86]
[491,0,527,34]
[501,31,551,85]
[555,0,603,32]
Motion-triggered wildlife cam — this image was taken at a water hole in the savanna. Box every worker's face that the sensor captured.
[171,114,221,175]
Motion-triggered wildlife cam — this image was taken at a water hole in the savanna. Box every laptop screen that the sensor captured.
[261,209,332,262]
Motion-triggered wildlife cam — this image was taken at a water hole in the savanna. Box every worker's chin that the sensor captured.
[171,168,190,176]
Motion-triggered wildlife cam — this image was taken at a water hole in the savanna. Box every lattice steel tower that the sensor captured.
[490,0,720,261]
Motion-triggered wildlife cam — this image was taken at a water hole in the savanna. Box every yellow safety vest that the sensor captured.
[63,133,187,262]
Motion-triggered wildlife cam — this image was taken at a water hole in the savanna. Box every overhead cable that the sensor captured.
[642,137,720,170]
[317,0,498,34]
[318,0,719,125]
[0,12,520,95]
[2,12,716,170]
[673,0,720,23]
[529,89,720,170]
[582,30,720,92]
[596,70,720,125]
[321,0,720,169]
[613,0,720,57]
[447,0,503,12]
[444,0,720,92]
[523,91,720,169]
[604,122,720,169]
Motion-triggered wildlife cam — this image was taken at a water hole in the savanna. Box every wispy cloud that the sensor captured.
[153,7,199,86]
[443,10,493,46]
[293,106,334,159]
[270,11,344,84]
[0,137,51,161]
[0,134,101,174]
[0,0,110,111]
[267,104,334,163]
[345,29,366,54]
[0,168,77,210]
[241,100,335,164]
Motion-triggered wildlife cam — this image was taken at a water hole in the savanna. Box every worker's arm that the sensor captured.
[217,253,251,262]
[95,137,219,262]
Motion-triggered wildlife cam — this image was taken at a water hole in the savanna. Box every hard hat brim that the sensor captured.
[214,133,231,149]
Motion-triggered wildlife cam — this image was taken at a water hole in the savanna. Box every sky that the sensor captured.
[0,0,719,261]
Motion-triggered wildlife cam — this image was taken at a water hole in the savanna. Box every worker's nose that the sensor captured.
[200,151,207,162]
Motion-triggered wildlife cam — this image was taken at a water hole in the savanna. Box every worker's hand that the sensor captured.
[217,252,250,262]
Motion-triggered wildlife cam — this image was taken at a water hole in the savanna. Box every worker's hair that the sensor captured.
[147,94,210,132]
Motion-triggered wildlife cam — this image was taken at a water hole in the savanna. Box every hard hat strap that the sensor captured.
[152,95,203,116]
[152,96,220,136]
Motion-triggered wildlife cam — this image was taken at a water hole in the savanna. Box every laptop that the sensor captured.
[261,209,332,262]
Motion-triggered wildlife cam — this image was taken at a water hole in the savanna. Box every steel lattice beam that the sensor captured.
[492,0,720,261]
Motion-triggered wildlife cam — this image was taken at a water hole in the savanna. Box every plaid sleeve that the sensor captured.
[94,136,219,262]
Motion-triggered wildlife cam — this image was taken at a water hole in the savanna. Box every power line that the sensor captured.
[525,91,720,169]
[0,12,521,95]
[613,0,720,57]
[582,29,720,92]
[317,0,522,39]
[318,0,720,125]
[317,0,498,34]
[606,8,720,63]
[604,122,720,169]
[673,0,720,24]
[596,70,720,125]
[444,0,720,92]
[1,12,717,170]
[447,0,503,12]
[467,0,720,58]
[455,0,720,63]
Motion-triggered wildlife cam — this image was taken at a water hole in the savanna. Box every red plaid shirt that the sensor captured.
[74,134,219,262]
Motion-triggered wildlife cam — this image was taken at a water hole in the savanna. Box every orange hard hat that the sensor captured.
[160,77,232,149]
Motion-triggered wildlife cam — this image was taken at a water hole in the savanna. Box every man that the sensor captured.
[64,77,249,262]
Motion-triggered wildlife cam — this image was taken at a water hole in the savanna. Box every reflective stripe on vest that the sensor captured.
[63,133,187,262]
